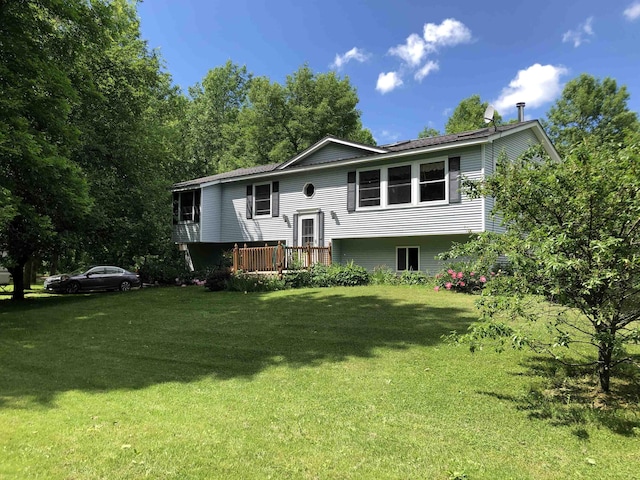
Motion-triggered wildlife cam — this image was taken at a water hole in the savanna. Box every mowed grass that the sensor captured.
[0,286,638,479]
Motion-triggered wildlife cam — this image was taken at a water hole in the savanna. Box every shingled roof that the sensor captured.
[172,120,541,189]
[381,120,538,152]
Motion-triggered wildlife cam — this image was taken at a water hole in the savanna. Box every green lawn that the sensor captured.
[0,286,638,479]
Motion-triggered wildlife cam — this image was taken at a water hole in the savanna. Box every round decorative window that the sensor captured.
[303,183,315,198]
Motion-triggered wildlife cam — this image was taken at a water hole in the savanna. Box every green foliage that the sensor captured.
[399,270,430,285]
[543,73,639,153]
[281,262,371,289]
[418,126,441,138]
[453,140,640,392]
[227,272,286,292]
[204,269,232,292]
[445,94,502,134]
[371,266,400,285]
[235,64,375,165]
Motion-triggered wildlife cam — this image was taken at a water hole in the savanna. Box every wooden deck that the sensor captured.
[232,242,331,274]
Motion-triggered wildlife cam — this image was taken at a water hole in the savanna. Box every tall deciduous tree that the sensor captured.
[544,74,639,153]
[0,0,111,300]
[236,65,375,165]
[445,142,640,393]
[70,0,184,267]
[183,61,252,177]
[445,94,502,134]
[418,127,441,138]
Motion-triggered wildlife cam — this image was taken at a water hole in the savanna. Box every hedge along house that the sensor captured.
[172,115,560,273]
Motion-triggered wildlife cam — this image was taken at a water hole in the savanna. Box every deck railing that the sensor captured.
[232,241,332,274]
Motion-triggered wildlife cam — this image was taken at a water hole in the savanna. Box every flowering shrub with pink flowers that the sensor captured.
[433,263,496,293]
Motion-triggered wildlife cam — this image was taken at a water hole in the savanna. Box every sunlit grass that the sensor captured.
[0,286,638,479]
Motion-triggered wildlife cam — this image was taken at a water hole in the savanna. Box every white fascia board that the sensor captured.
[277,137,388,170]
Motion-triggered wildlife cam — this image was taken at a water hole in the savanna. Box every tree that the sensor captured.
[445,94,502,134]
[69,0,184,268]
[445,141,640,393]
[0,0,110,300]
[183,61,252,177]
[544,74,639,153]
[418,127,441,138]
[236,64,375,165]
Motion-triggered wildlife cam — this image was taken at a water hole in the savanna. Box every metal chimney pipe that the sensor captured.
[516,102,525,122]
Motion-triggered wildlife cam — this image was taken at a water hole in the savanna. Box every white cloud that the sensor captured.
[562,16,595,47]
[330,47,370,70]
[376,71,404,94]
[423,18,473,46]
[388,33,432,67]
[381,18,472,94]
[493,64,569,113]
[414,60,439,81]
[442,107,453,117]
[624,2,640,20]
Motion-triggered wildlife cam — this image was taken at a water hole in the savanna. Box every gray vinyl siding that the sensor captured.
[334,235,470,273]
[294,143,370,168]
[484,129,540,233]
[215,146,484,245]
[172,223,200,243]
[201,184,222,242]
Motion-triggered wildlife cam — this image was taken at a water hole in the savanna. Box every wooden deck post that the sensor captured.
[232,243,239,272]
[277,241,283,276]
[328,241,332,266]
[306,243,311,270]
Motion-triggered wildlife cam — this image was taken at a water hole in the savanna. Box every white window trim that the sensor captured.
[253,182,272,217]
[355,157,450,211]
[175,190,200,224]
[396,246,420,272]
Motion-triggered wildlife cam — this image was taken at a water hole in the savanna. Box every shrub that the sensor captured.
[284,269,312,289]
[205,269,231,291]
[324,262,370,287]
[398,270,430,285]
[371,266,399,285]
[227,272,285,292]
[134,254,194,285]
[434,262,497,293]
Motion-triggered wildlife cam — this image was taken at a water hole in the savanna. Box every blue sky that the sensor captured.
[138,0,640,144]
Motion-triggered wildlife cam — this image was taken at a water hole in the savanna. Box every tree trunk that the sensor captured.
[9,262,26,301]
[23,258,32,290]
[598,341,613,393]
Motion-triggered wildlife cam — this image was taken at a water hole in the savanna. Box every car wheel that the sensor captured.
[66,282,80,294]
[120,280,132,292]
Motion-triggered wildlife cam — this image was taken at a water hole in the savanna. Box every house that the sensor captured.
[171,116,559,273]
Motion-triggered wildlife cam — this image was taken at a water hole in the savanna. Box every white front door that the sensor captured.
[298,214,318,247]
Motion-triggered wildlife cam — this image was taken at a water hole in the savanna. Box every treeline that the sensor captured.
[0,1,373,300]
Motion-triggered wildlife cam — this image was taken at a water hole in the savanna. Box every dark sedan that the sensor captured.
[44,266,141,294]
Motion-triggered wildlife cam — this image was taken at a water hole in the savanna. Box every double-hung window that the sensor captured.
[397,247,419,271]
[419,161,446,202]
[388,165,412,205]
[358,169,380,207]
[254,183,271,216]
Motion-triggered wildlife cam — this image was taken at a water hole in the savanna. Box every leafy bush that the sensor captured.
[205,269,231,291]
[371,266,399,285]
[284,269,312,289]
[323,262,370,287]
[227,272,286,292]
[434,262,497,293]
[398,270,430,285]
[134,254,194,285]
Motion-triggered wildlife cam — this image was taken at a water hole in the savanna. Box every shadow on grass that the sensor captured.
[0,286,475,409]
[478,355,640,437]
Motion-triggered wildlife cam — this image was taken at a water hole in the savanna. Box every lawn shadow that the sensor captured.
[0,287,475,409]
[477,355,640,437]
